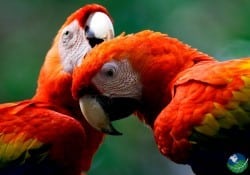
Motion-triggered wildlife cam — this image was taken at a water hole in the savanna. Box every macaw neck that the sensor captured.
[32,59,105,171]
[33,72,104,171]
[32,46,80,117]
[31,40,78,114]
[137,37,216,127]
[33,69,78,115]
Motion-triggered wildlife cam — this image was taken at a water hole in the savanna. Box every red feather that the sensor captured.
[0,4,113,174]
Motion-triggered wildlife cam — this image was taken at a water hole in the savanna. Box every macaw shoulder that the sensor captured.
[154,58,250,164]
[0,100,85,140]
[173,58,250,88]
[169,58,250,130]
[162,58,250,140]
[168,58,250,138]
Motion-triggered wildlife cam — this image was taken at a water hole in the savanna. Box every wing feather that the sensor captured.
[0,100,85,175]
[155,58,250,175]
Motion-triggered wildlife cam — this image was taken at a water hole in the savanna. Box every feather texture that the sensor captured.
[0,101,85,175]
[72,30,250,175]
[154,58,250,174]
[0,3,113,174]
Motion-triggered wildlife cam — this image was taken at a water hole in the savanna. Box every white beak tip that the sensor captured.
[79,96,122,136]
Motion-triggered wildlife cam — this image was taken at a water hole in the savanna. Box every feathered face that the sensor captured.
[72,30,175,135]
[56,4,114,73]
[76,58,142,135]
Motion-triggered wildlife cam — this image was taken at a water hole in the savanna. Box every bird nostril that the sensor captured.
[87,37,104,48]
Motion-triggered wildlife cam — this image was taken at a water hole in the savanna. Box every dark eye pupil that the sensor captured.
[65,31,69,35]
[106,70,114,77]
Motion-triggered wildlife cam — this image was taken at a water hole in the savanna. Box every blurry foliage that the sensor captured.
[1,0,250,174]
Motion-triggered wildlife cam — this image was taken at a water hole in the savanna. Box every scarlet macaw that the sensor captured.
[72,30,250,175]
[0,4,114,175]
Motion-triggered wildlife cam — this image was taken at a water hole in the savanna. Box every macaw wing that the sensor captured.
[155,58,250,174]
[0,143,52,175]
[0,100,85,175]
[171,58,250,135]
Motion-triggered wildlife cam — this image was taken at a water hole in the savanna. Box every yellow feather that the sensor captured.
[213,103,238,128]
[0,133,43,162]
[231,108,250,127]
[194,113,219,136]
[226,101,239,109]
[232,91,249,102]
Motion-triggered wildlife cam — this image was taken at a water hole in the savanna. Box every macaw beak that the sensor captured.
[79,95,139,135]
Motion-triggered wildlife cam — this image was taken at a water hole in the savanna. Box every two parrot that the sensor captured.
[0,4,114,175]
[3,3,249,175]
[72,30,250,175]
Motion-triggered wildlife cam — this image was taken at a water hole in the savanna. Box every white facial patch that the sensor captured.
[59,20,91,73]
[92,59,142,99]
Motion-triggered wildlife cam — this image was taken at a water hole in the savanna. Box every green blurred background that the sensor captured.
[1,0,250,174]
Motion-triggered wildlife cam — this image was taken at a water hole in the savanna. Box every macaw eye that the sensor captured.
[61,23,77,47]
[101,62,118,78]
[62,29,74,44]
[64,31,69,35]
[92,59,142,100]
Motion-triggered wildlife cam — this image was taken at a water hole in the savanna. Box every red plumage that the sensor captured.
[0,4,114,175]
[72,30,250,175]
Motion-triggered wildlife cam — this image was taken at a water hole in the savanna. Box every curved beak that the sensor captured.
[85,12,114,47]
[79,95,139,135]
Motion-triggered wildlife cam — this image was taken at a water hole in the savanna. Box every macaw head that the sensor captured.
[55,3,114,73]
[34,4,114,105]
[72,30,213,135]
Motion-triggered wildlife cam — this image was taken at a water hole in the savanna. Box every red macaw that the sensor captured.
[72,30,250,175]
[0,4,114,175]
